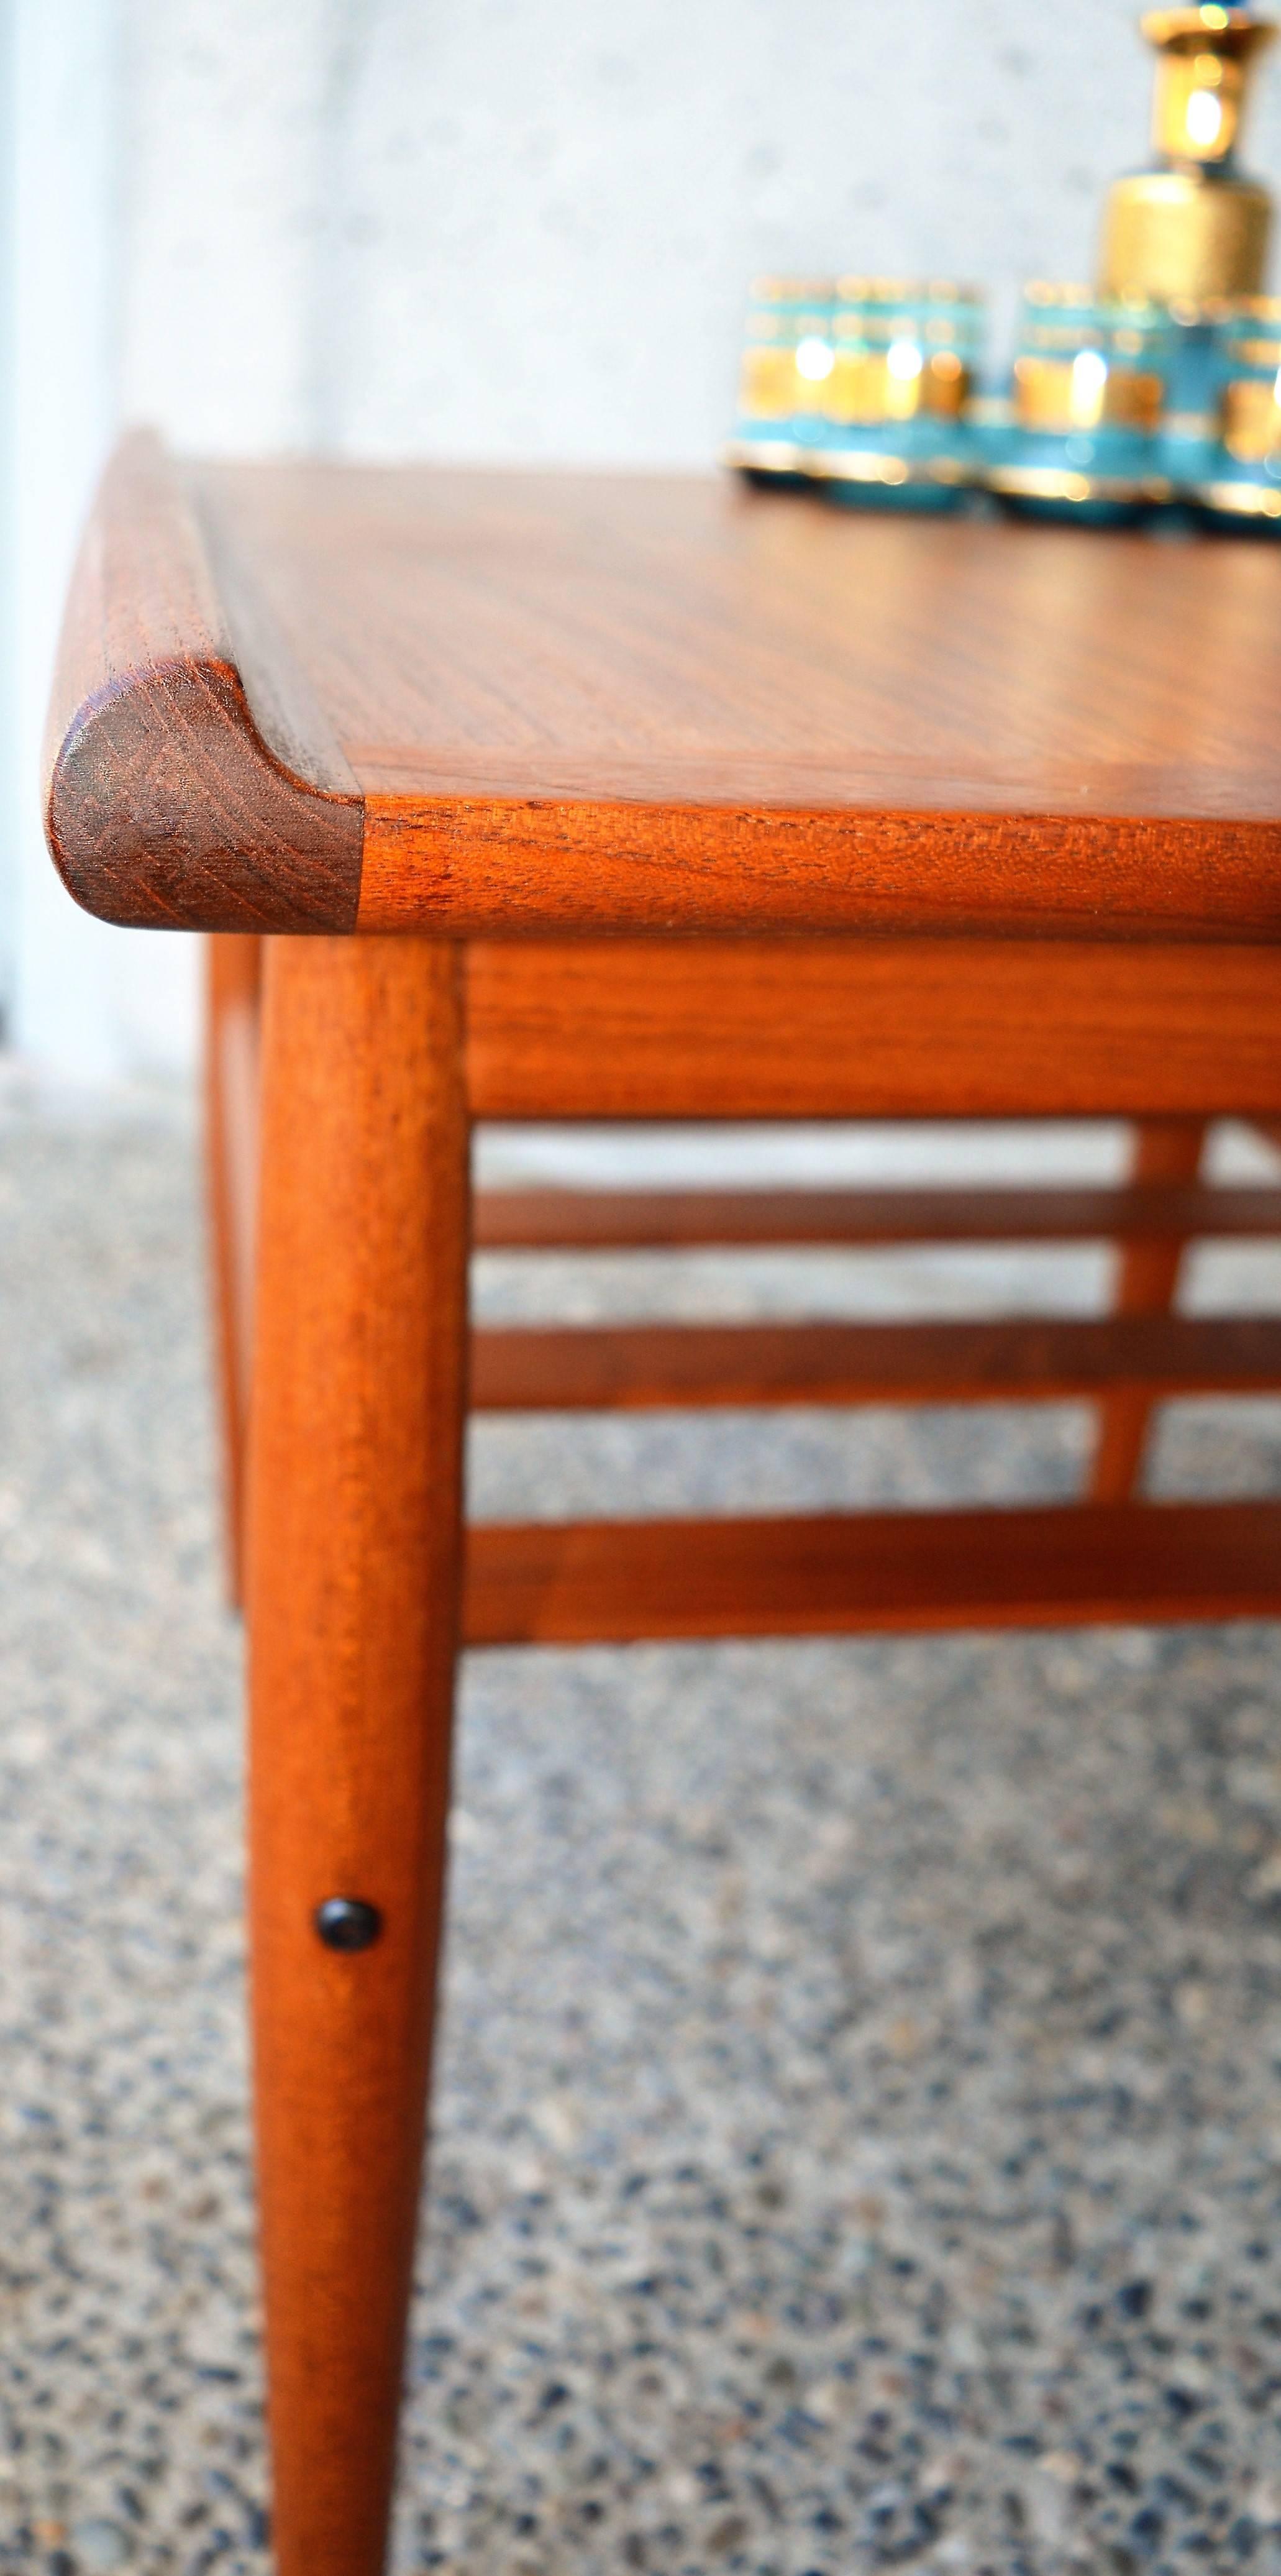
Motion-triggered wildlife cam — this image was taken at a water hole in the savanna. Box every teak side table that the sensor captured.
[45,432,1281,2575]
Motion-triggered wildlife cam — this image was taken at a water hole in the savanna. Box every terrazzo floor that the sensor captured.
[3,1085,1281,2576]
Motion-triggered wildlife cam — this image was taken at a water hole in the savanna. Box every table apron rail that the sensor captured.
[464,937,1281,1120]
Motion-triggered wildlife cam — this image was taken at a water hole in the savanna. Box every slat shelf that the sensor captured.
[462,1500,1281,1644]
[472,1180,1281,1251]
[470,1312,1281,1414]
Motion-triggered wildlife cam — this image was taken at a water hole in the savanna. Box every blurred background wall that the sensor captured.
[7,0,1281,1082]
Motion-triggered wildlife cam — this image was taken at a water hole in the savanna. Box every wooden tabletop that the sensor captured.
[45,432,1281,940]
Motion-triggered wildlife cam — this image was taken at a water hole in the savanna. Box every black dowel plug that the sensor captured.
[314,1896,383,1953]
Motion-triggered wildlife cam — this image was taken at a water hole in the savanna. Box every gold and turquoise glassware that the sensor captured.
[810,278,984,510]
[1193,294,1281,519]
[984,285,1174,521]
[725,277,837,483]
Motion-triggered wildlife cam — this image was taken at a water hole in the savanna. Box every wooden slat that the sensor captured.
[462,1500,1281,1643]
[465,939,1281,1120]
[472,1180,1281,1251]
[470,1313,1281,1413]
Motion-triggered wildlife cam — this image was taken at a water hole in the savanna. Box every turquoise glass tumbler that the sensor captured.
[984,286,1173,523]
[725,278,837,483]
[1157,308,1226,492]
[1193,298,1281,524]
[813,280,984,511]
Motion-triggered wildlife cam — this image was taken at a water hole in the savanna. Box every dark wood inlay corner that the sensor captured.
[43,432,363,933]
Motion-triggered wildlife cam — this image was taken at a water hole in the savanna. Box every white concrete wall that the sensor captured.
[11,0,1281,1077]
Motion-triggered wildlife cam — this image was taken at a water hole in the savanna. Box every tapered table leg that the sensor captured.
[245,936,469,2576]
[1090,1116,1206,1502]
[204,933,263,1607]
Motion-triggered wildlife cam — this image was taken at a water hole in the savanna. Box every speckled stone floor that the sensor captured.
[3,1084,1281,2576]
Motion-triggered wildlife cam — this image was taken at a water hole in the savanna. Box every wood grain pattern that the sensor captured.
[465,939,1281,1120]
[216,464,1281,941]
[245,937,468,2576]
[463,1500,1281,1643]
[47,446,1281,939]
[44,435,362,931]
[359,794,1281,940]
[470,1312,1281,1414]
[1091,1119,1208,1505]
[472,1179,1281,1249]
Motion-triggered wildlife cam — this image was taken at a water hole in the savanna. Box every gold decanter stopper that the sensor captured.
[1101,6,1277,306]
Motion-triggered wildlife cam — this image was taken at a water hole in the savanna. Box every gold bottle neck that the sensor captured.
[1143,9,1276,163]
[1100,7,1277,303]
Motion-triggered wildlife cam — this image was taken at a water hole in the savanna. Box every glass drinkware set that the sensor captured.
[729,275,1281,524]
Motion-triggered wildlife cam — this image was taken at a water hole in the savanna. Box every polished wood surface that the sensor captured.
[471,1310,1281,1413]
[473,1176,1281,1248]
[232,464,1281,939]
[246,938,468,2576]
[463,1500,1281,1643]
[45,438,1281,940]
[465,940,1281,1119]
